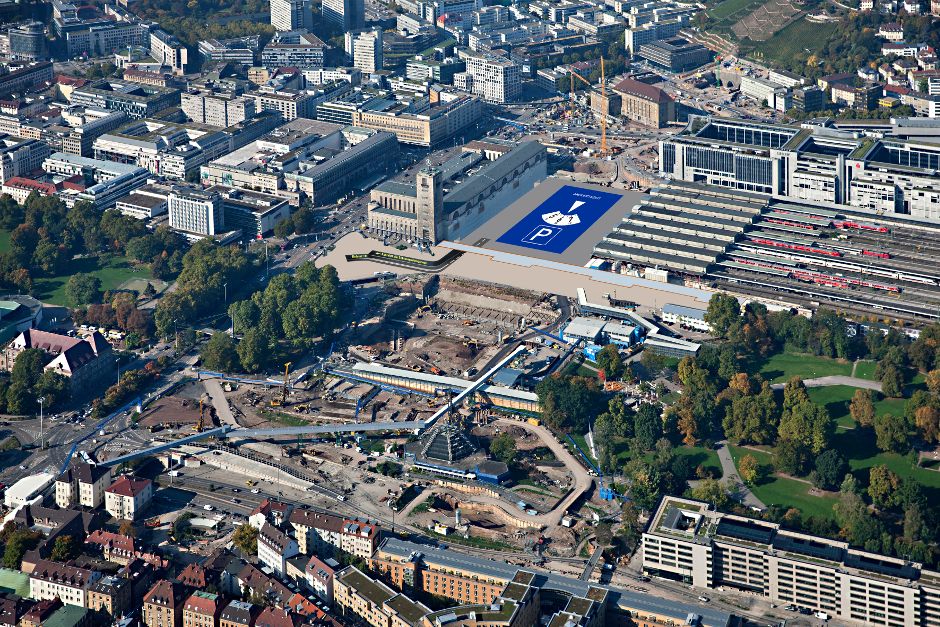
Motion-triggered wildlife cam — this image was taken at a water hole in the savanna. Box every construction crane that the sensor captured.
[280,362,292,405]
[568,57,608,156]
[194,399,204,432]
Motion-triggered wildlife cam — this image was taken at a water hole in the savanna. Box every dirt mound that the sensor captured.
[573,161,616,175]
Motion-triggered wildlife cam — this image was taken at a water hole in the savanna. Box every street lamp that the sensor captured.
[224,283,228,304]
[174,318,179,351]
[38,397,46,449]
[116,356,122,387]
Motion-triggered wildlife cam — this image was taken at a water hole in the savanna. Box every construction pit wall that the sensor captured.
[174,445,315,491]
[348,363,540,413]
[433,480,544,530]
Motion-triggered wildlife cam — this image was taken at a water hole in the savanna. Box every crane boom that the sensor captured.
[569,61,608,156]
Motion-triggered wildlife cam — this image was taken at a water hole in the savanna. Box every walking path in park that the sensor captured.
[715,440,767,509]
[769,375,882,392]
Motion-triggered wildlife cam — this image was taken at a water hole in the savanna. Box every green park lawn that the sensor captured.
[742,350,853,384]
[0,230,11,255]
[806,385,906,428]
[34,255,143,306]
[854,361,878,380]
[728,444,839,519]
[606,437,722,477]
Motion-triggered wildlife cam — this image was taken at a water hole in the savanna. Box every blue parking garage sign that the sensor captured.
[496,185,622,253]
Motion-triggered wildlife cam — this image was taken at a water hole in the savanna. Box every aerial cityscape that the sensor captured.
[2,3,940,627]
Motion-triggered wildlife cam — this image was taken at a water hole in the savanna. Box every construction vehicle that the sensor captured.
[410,365,422,372]
[462,320,475,326]
[420,304,432,311]
[280,362,292,405]
[429,366,443,375]
[463,340,484,348]
[192,399,204,433]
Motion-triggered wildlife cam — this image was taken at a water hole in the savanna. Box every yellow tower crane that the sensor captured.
[568,58,608,156]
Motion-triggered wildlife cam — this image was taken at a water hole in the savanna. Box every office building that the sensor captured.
[0,135,50,183]
[638,37,710,72]
[43,152,150,209]
[261,31,326,70]
[247,90,313,121]
[768,68,806,88]
[3,329,113,391]
[352,92,480,147]
[168,187,224,235]
[455,52,520,103]
[660,116,940,216]
[0,61,52,96]
[150,29,188,74]
[70,80,181,120]
[323,0,364,31]
[64,23,146,58]
[625,18,683,54]
[7,22,47,61]
[345,28,384,74]
[198,36,259,66]
[740,75,782,103]
[182,90,255,127]
[367,141,545,244]
[55,462,111,509]
[271,0,311,32]
[643,495,940,627]
[303,67,361,86]
[610,77,675,127]
[793,86,825,113]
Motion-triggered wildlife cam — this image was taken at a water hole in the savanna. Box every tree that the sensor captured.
[779,401,834,455]
[869,464,901,510]
[761,98,769,107]
[739,454,762,485]
[595,344,623,380]
[2,528,42,569]
[233,524,258,554]
[489,433,516,464]
[686,478,730,510]
[634,402,662,450]
[236,328,271,374]
[118,521,137,538]
[50,535,79,562]
[850,388,875,428]
[927,369,940,394]
[916,405,940,443]
[874,413,910,453]
[722,387,778,445]
[273,216,295,239]
[66,273,102,306]
[904,503,923,540]
[782,376,810,417]
[773,436,808,476]
[704,293,739,338]
[6,382,35,415]
[185,168,201,183]
[201,332,241,372]
[629,472,660,510]
[594,522,613,546]
[11,348,46,389]
[814,449,847,490]
[881,363,905,398]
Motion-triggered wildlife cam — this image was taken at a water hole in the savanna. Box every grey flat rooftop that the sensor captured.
[458,178,643,266]
[662,303,707,320]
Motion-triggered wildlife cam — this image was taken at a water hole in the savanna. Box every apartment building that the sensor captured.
[182,592,225,627]
[455,52,520,103]
[258,522,300,578]
[84,530,142,565]
[21,598,62,627]
[253,608,301,627]
[143,580,188,627]
[86,576,132,619]
[334,566,432,627]
[182,90,255,127]
[643,496,940,627]
[324,0,365,31]
[304,556,338,603]
[29,560,102,607]
[150,29,188,74]
[219,601,259,627]
[346,28,384,74]
[55,462,111,509]
[262,32,326,70]
[104,475,152,521]
[288,510,382,559]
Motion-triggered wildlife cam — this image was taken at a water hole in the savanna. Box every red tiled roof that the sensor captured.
[183,593,223,617]
[611,77,673,104]
[2,177,58,195]
[85,530,137,555]
[144,580,187,608]
[255,606,302,627]
[179,563,207,587]
[106,474,151,498]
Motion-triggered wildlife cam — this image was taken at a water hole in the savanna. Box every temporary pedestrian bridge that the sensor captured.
[99,346,529,468]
